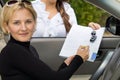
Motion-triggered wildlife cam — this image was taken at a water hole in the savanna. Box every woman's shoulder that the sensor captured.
[31,0,45,13]
[4,42,23,52]
[63,2,74,13]
[63,2,73,10]
[31,0,43,7]
[31,0,39,4]
[0,42,23,56]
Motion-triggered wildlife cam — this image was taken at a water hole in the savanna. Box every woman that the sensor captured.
[32,0,76,37]
[32,0,100,37]
[0,0,89,80]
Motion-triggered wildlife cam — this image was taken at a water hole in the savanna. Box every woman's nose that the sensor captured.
[21,23,27,31]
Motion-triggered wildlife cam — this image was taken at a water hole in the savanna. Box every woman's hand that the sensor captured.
[76,46,89,62]
[88,22,101,30]
[64,55,75,66]
[64,46,89,65]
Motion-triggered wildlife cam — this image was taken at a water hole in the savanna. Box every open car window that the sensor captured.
[0,0,117,38]
[85,0,120,37]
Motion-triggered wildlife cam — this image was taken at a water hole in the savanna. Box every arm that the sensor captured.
[59,46,89,69]
[9,45,84,80]
[58,55,75,70]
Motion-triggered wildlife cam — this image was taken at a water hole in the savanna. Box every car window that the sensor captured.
[70,0,113,37]
[84,0,120,37]
[0,0,114,37]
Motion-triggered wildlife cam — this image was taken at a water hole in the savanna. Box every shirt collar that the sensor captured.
[9,36,30,48]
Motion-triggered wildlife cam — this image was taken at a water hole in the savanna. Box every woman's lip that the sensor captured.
[19,33,29,36]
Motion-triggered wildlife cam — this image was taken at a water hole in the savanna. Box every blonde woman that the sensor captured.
[0,0,89,80]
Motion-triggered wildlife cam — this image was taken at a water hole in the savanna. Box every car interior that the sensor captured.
[0,0,120,80]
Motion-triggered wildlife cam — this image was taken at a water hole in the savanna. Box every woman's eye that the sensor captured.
[26,20,32,24]
[13,22,20,25]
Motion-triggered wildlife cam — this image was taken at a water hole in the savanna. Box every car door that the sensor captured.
[30,0,120,79]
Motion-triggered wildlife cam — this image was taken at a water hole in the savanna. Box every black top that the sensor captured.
[0,36,83,80]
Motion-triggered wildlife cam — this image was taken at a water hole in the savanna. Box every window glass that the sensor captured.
[2,0,115,37]
[70,0,114,37]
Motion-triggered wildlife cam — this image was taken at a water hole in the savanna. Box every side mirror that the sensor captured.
[106,16,120,35]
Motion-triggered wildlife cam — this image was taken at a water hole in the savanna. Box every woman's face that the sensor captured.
[6,8,36,42]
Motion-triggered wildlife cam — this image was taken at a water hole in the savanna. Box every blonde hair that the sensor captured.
[0,1,37,34]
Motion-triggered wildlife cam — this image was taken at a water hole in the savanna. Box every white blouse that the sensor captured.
[32,0,77,37]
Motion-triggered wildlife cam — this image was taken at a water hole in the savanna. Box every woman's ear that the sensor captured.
[4,23,10,34]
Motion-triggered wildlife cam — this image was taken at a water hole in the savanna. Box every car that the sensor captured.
[0,0,120,80]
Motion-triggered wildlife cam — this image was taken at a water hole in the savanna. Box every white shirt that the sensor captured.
[32,0,77,37]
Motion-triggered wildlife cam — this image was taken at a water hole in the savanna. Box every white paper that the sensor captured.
[59,24,105,62]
